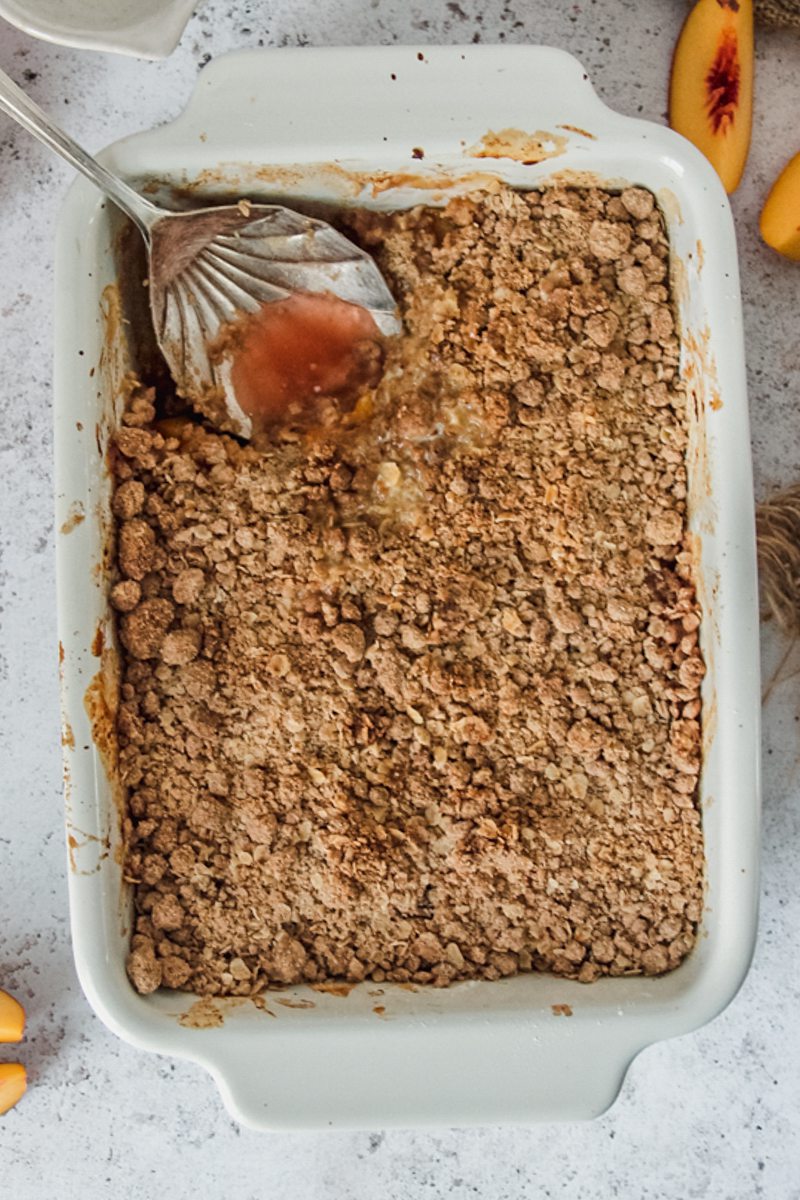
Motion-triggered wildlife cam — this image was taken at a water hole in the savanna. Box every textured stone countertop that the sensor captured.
[0,3,798,1197]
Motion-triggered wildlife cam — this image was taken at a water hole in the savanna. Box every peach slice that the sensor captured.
[0,1063,26,1116]
[0,989,24,1043]
[669,0,754,194]
[760,151,800,261]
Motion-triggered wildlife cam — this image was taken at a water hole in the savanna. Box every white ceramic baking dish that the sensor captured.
[55,45,760,1130]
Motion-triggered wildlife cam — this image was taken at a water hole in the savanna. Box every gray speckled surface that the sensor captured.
[1,3,799,1197]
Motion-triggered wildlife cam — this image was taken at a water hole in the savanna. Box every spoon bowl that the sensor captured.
[148,203,399,437]
[0,66,401,437]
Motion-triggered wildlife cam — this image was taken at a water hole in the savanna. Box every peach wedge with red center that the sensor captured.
[760,151,800,261]
[0,1063,27,1116]
[669,0,754,194]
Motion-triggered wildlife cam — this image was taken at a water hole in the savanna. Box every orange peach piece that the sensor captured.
[760,151,800,261]
[669,0,754,194]
[0,989,25,1043]
[0,1063,26,1116]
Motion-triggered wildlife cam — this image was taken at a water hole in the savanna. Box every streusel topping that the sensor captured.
[115,185,704,997]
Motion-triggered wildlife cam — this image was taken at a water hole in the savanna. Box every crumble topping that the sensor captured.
[114,185,705,996]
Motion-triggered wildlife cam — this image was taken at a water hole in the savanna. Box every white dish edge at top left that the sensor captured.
[0,0,196,59]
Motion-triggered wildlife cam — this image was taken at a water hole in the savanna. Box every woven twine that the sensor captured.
[678,0,800,28]
[691,0,800,630]
[756,486,800,635]
[753,3,800,628]
[755,0,800,29]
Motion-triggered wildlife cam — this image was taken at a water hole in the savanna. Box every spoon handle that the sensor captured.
[0,66,162,237]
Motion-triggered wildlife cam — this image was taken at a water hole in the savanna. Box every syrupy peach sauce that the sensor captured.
[224,292,384,429]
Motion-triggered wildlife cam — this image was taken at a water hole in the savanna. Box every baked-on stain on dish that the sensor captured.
[683,325,721,514]
[99,284,124,376]
[199,162,361,198]
[166,163,505,208]
[177,995,253,1028]
[60,502,85,534]
[67,827,109,876]
[466,128,569,164]
[91,624,105,658]
[178,997,225,1029]
[250,994,277,1017]
[84,651,120,776]
[366,169,503,198]
[89,287,144,857]
[557,124,597,140]
[544,167,628,193]
[310,981,356,997]
[83,648,127,867]
[656,187,685,226]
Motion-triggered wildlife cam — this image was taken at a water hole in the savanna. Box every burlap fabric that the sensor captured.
[755,0,800,29]
[753,0,800,632]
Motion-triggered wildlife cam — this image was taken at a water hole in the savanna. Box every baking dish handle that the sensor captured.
[191,1020,645,1130]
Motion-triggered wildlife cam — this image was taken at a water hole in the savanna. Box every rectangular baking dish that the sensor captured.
[55,45,760,1130]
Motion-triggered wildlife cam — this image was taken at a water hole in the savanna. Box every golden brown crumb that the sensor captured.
[114,186,704,997]
[110,579,141,613]
[112,479,146,520]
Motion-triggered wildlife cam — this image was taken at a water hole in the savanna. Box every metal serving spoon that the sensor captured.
[0,67,401,438]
